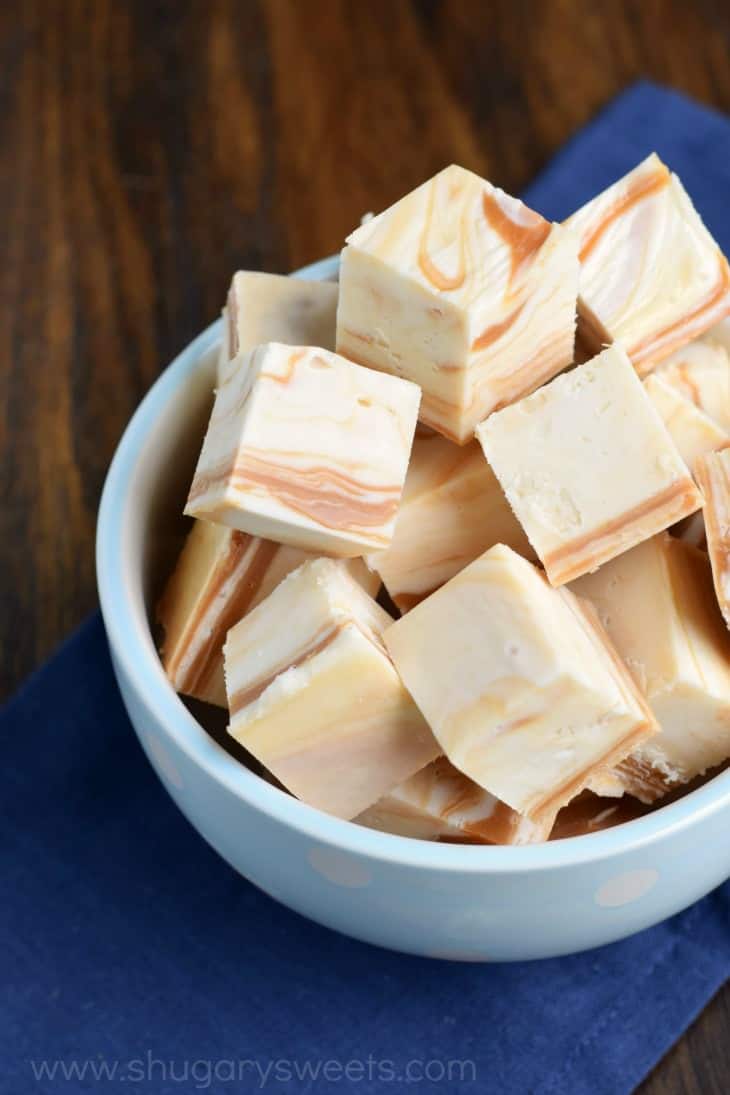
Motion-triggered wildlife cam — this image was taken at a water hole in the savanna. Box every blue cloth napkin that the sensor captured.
[5,82,730,1095]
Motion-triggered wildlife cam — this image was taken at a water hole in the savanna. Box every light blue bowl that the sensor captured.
[96,257,730,961]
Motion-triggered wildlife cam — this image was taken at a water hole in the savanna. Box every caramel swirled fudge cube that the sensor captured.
[383,545,657,821]
[476,344,702,586]
[156,520,379,708]
[565,153,730,374]
[218,271,338,384]
[224,558,439,819]
[186,343,421,556]
[356,757,557,845]
[696,448,730,628]
[573,534,730,798]
[366,430,535,612]
[336,164,579,443]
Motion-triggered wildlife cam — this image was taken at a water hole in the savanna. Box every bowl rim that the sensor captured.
[96,255,730,875]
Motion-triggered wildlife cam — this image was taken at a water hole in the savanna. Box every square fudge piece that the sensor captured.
[367,430,535,612]
[156,520,379,708]
[384,545,656,821]
[696,448,730,629]
[224,558,439,819]
[186,343,421,556]
[477,344,702,585]
[356,757,557,845]
[336,164,579,443]
[573,534,730,797]
[218,271,338,384]
[565,153,730,374]
[643,373,728,476]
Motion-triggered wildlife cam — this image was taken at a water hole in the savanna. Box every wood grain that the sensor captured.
[2,1,730,1090]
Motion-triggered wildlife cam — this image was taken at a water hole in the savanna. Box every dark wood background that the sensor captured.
[3,1,730,1089]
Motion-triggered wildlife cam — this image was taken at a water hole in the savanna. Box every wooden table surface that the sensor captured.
[3,1,730,1089]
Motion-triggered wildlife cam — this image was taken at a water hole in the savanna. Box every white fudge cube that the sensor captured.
[565,153,730,374]
[156,520,379,708]
[186,343,421,556]
[573,533,730,796]
[367,430,535,612]
[356,757,557,845]
[224,558,438,819]
[477,344,702,585]
[383,545,656,820]
[218,271,338,384]
[336,164,579,444]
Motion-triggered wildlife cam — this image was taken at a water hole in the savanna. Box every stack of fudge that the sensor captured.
[158,154,730,844]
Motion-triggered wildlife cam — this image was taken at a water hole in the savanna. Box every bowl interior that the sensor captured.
[97,262,730,873]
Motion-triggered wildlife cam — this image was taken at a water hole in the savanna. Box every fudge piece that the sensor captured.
[644,373,729,474]
[565,153,730,374]
[572,533,730,796]
[336,164,579,443]
[696,448,730,628]
[476,344,702,585]
[186,343,421,556]
[356,757,556,845]
[218,272,338,384]
[656,337,730,432]
[383,545,657,821]
[366,431,535,612]
[224,558,439,819]
[157,520,379,708]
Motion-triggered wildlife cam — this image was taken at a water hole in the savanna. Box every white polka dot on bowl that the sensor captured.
[595,868,659,908]
[307,846,372,888]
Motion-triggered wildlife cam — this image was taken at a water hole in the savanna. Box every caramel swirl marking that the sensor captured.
[471,300,526,352]
[175,537,279,696]
[578,162,670,262]
[417,176,467,291]
[233,457,400,530]
[630,256,730,371]
[526,714,654,822]
[481,191,550,282]
[259,349,308,386]
[437,772,493,822]
[674,363,701,406]
[229,622,346,716]
[187,452,237,507]
[542,481,700,584]
[232,451,401,533]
